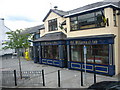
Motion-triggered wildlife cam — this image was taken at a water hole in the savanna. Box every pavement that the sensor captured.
[0,55,120,89]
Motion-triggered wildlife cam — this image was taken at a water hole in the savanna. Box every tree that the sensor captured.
[3,29,31,79]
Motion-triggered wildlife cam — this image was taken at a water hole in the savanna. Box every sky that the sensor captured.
[0,0,104,30]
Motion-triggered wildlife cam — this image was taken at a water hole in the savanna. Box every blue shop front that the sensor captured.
[33,32,67,68]
[33,34,115,76]
[67,34,115,76]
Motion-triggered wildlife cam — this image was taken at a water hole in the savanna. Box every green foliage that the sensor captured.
[2,29,32,79]
[3,29,31,50]
[59,23,64,30]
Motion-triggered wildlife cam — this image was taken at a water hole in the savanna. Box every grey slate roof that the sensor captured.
[34,32,67,42]
[52,9,69,16]
[21,24,44,34]
[43,1,120,20]
[68,1,120,15]
[43,9,68,21]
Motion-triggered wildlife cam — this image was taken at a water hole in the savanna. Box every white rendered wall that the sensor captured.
[0,18,14,56]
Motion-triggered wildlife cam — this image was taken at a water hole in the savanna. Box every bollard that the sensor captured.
[81,64,83,86]
[58,70,60,87]
[42,69,45,86]
[81,70,83,86]
[14,70,17,86]
[93,55,96,84]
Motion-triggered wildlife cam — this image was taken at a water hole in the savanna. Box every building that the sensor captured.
[22,25,44,60]
[33,1,120,76]
[0,18,14,56]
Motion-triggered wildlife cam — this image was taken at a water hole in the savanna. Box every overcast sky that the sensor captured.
[0,0,104,30]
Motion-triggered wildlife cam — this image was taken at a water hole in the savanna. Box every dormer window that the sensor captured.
[48,18,58,31]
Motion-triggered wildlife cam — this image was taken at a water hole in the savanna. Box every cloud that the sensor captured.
[4,20,42,31]
[0,0,103,30]
[6,16,34,22]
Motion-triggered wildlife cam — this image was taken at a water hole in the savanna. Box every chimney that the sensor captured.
[54,6,58,10]
[0,18,4,26]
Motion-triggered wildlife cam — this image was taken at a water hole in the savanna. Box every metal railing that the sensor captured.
[2,70,43,87]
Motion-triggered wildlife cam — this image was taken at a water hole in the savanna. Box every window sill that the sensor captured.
[70,26,105,32]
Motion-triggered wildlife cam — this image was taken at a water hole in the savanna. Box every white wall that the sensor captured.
[0,18,14,56]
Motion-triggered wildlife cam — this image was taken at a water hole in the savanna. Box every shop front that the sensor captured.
[33,33,116,75]
[39,40,67,67]
[33,32,67,68]
[67,34,115,76]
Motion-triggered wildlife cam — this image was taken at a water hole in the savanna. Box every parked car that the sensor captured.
[88,81,120,90]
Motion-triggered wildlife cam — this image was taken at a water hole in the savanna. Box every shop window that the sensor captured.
[87,45,109,65]
[70,10,106,31]
[70,44,109,65]
[70,45,84,62]
[34,46,39,58]
[48,18,58,31]
[42,45,59,59]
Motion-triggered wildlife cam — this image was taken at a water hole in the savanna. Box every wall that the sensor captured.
[66,7,120,75]
[117,10,120,75]
[41,11,67,37]
[0,18,14,56]
[0,18,4,55]
[41,7,120,75]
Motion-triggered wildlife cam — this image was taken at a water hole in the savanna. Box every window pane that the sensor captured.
[42,45,59,59]
[87,45,109,65]
[48,18,57,31]
[70,45,83,62]
[70,17,77,21]
[78,13,94,20]
[70,10,106,31]
[70,44,109,65]
[96,11,102,16]
[70,18,78,30]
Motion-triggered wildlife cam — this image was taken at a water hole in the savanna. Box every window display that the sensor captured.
[42,45,59,59]
[70,44,109,65]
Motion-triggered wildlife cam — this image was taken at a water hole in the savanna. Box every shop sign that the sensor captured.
[70,40,98,45]
[70,38,114,45]
[41,41,58,45]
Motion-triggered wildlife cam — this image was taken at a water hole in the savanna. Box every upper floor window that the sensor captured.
[33,33,40,40]
[70,10,106,31]
[48,18,58,31]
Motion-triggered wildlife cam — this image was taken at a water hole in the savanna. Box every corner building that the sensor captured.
[33,1,120,76]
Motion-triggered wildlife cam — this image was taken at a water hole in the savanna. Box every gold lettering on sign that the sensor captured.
[70,40,98,45]
[41,41,58,45]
